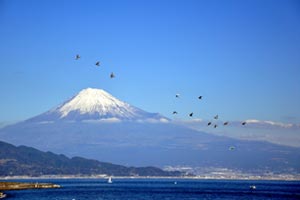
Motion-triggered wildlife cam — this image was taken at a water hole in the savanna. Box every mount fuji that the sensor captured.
[0,88,299,174]
[27,88,167,122]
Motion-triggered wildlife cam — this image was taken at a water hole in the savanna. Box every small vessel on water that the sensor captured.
[107,177,113,184]
[249,185,256,190]
[0,192,6,199]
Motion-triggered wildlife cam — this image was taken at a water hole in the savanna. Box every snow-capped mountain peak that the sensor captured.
[28,88,166,122]
[58,88,133,117]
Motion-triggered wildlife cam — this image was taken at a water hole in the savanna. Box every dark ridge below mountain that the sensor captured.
[0,140,182,177]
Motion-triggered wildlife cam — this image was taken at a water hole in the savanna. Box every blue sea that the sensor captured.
[2,178,300,200]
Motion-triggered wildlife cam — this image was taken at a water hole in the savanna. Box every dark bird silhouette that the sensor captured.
[175,94,180,98]
[224,121,229,126]
[214,124,218,128]
[189,112,193,117]
[173,111,178,115]
[229,146,235,151]
[95,61,100,66]
[214,115,218,120]
[75,54,80,60]
[207,122,212,126]
[110,72,115,78]
[198,96,202,100]
[242,121,247,125]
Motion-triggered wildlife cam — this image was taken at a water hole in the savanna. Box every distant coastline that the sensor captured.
[1,175,300,181]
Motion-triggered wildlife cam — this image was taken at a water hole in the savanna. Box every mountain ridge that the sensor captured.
[0,140,182,177]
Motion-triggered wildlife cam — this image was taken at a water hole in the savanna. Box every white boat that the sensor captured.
[0,192,6,199]
[249,185,256,190]
[107,176,113,184]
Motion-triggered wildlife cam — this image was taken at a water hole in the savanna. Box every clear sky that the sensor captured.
[0,0,300,128]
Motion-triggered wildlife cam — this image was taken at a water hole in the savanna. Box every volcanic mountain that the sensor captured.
[0,88,299,174]
[27,88,167,122]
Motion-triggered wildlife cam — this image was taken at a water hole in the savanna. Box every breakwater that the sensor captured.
[0,182,60,190]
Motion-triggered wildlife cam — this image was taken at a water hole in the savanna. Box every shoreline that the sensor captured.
[1,175,300,181]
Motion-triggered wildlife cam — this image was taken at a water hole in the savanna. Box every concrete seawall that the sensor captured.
[0,182,61,191]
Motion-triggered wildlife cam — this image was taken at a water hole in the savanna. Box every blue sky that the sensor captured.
[0,0,300,128]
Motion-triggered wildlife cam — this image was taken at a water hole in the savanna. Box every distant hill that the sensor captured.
[0,141,182,177]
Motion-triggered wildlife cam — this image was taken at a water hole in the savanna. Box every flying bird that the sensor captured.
[214,115,218,120]
[242,121,247,125]
[207,122,212,126]
[214,124,218,128]
[189,112,193,117]
[173,111,178,115]
[95,61,100,66]
[229,146,235,151]
[175,94,180,98]
[224,122,229,126]
[110,72,115,78]
[198,96,202,100]
[75,54,80,60]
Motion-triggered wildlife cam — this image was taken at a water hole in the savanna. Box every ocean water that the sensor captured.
[2,178,300,200]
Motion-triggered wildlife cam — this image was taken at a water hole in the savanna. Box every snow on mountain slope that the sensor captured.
[57,88,143,119]
[27,88,167,122]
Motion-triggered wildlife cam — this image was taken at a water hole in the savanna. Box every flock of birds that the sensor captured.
[75,54,115,79]
[75,53,247,129]
[173,93,247,128]
[173,94,248,151]
[75,54,246,151]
